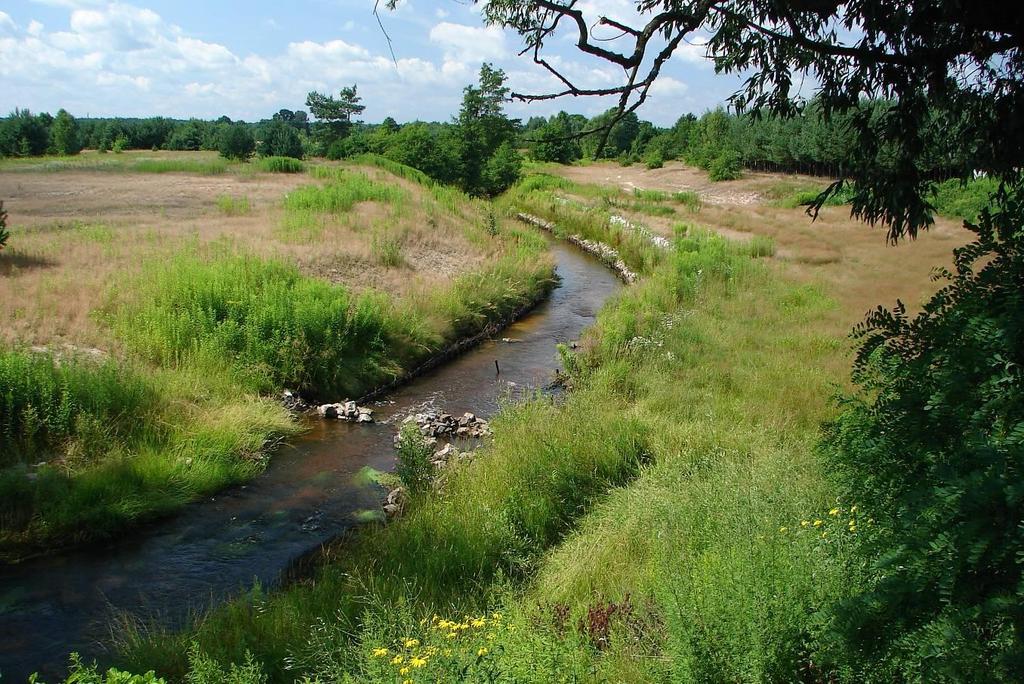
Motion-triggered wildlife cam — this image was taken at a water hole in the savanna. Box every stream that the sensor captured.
[0,241,623,681]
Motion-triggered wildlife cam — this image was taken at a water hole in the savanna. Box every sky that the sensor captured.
[0,0,751,125]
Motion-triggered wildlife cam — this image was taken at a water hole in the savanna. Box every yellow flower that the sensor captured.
[829,507,840,516]
[478,647,489,657]
[821,531,828,538]
[813,519,823,527]
[491,612,503,621]
[472,618,486,628]
[849,525,857,532]
[371,648,389,658]
[800,520,810,527]
[404,639,420,649]
[779,526,787,533]
[399,667,411,676]
[410,657,428,668]
[447,632,458,640]
[850,505,857,513]
[403,680,414,684]
[391,655,404,665]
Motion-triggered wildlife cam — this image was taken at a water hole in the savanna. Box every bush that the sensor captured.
[111,134,128,154]
[708,150,742,181]
[218,125,255,161]
[645,149,664,169]
[820,186,1024,681]
[50,109,82,156]
[481,142,523,196]
[394,422,435,495]
[257,156,304,174]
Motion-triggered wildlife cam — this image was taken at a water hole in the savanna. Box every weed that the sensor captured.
[256,156,304,174]
[216,195,252,216]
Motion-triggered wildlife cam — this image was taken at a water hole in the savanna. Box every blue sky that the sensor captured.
[0,1,751,125]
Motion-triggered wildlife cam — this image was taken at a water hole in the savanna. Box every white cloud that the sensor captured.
[428,22,507,64]
[27,20,45,36]
[0,12,17,34]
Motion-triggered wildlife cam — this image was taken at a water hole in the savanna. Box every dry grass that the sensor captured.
[0,155,495,350]
[554,161,968,331]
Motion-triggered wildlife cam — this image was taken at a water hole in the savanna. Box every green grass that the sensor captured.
[351,153,436,187]
[672,190,702,212]
[370,231,404,268]
[117,206,852,682]
[256,156,304,174]
[215,195,252,216]
[131,159,229,175]
[285,171,408,213]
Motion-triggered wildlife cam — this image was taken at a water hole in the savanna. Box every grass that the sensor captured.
[285,171,408,213]
[256,156,304,174]
[131,159,229,175]
[117,221,852,683]
[215,195,252,216]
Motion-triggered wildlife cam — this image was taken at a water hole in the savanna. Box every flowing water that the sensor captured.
[0,242,623,681]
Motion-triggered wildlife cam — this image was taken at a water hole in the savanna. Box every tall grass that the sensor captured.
[930,176,999,222]
[0,350,153,465]
[285,172,407,214]
[132,159,229,175]
[256,156,304,174]
[350,153,436,187]
[215,195,252,216]
[111,252,407,398]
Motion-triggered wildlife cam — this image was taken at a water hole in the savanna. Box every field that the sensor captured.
[0,151,555,560]
[105,161,974,682]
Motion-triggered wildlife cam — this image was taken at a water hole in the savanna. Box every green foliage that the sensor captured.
[0,109,51,157]
[256,156,304,173]
[931,176,1000,223]
[394,423,435,495]
[480,141,523,196]
[256,119,303,159]
[45,652,167,683]
[747,234,776,257]
[819,187,1024,681]
[50,109,82,156]
[530,113,582,164]
[218,125,255,161]
[708,149,742,181]
[0,350,153,465]
[111,134,128,154]
[111,253,402,397]
[644,148,664,169]
[306,85,364,147]
[672,190,702,212]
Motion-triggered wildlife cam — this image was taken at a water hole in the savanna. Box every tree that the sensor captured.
[306,85,365,146]
[531,113,581,164]
[218,124,255,161]
[50,109,81,156]
[482,0,1024,678]
[258,119,303,159]
[0,110,50,157]
[454,63,521,195]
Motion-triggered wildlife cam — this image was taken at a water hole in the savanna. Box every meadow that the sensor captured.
[0,152,554,560]
[102,163,968,682]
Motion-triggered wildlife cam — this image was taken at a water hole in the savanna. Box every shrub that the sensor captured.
[644,149,664,169]
[394,422,435,495]
[218,125,255,161]
[708,150,742,181]
[930,176,1000,222]
[111,134,128,154]
[819,186,1024,680]
[256,156,304,174]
